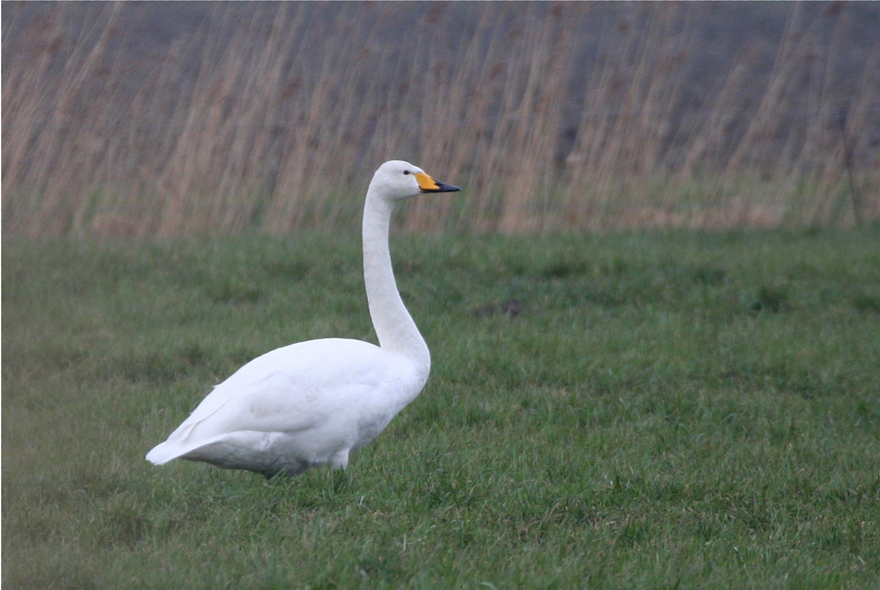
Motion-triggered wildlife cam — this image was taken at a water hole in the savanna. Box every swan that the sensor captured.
[146,160,460,478]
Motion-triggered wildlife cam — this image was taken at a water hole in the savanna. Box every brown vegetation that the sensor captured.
[2,2,879,237]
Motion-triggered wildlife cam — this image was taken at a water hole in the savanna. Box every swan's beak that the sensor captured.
[416,172,461,193]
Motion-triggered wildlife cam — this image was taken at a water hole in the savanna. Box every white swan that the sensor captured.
[146,161,460,477]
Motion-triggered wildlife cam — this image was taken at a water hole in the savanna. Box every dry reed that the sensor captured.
[2,2,878,237]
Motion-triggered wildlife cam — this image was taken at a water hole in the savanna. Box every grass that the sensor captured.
[3,229,880,588]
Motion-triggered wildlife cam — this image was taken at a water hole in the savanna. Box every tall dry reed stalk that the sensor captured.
[2,2,878,237]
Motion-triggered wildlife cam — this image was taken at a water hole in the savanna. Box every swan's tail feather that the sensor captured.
[146,433,233,467]
[145,441,187,465]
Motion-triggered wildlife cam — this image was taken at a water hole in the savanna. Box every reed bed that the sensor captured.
[2,2,879,237]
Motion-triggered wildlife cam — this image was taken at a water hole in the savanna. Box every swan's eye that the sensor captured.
[403,170,411,175]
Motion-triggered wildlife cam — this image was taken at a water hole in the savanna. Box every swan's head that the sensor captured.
[370,160,461,201]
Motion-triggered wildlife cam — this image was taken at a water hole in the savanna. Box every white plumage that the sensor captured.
[146,161,460,477]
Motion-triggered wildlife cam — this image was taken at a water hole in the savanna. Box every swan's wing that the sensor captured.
[148,339,391,460]
[146,370,324,464]
[169,370,328,443]
[181,339,382,429]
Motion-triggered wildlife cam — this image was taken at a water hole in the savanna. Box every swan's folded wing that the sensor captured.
[146,370,326,465]
[146,338,399,467]
[167,355,389,443]
[166,371,317,443]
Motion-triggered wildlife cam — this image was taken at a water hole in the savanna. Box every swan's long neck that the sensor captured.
[362,189,430,372]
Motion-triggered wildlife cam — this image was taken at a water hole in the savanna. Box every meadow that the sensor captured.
[3,4,880,586]
[3,230,880,588]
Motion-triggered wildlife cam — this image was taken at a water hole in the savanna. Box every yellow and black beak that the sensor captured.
[415,172,461,194]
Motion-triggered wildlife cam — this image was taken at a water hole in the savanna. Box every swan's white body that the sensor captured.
[146,161,459,477]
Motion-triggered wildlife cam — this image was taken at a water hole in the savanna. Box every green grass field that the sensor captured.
[3,230,880,588]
